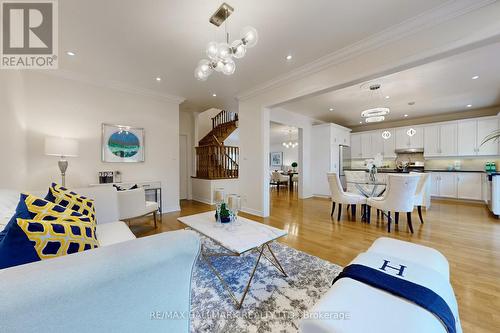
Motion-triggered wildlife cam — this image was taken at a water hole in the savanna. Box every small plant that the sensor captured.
[481,130,500,146]
[219,203,230,219]
[291,162,298,168]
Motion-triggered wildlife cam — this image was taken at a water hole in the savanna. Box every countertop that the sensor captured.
[344,168,488,173]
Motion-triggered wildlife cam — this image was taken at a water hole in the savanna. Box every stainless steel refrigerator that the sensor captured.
[339,145,351,189]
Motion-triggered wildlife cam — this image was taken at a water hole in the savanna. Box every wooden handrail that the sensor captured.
[195,145,239,179]
[212,110,238,129]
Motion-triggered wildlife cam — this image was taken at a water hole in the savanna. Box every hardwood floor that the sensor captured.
[130,191,500,333]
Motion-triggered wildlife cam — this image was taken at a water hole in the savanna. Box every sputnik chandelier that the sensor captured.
[195,3,258,81]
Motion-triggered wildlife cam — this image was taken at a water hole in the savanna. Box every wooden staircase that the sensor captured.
[195,110,239,179]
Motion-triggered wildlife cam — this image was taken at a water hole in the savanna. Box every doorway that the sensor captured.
[179,134,189,200]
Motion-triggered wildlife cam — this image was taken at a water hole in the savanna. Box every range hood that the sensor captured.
[395,148,424,154]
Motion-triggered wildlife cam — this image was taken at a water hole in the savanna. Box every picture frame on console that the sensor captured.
[102,124,145,163]
[270,152,283,167]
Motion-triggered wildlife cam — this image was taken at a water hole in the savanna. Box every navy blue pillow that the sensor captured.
[0,193,95,269]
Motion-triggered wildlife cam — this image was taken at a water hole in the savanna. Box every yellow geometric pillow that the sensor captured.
[44,183,96,225]
[16,218,98,260]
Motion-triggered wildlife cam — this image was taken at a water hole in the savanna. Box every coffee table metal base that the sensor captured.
[202,242,287,310]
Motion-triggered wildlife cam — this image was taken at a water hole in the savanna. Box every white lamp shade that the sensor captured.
[45,137,79,157]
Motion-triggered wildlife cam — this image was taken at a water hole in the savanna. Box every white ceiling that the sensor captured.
[281,41,500,127]
[57,0,448,112]
[270,122,298,145]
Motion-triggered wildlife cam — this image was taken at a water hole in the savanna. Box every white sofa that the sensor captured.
[0,186,200,333]
[300,237,461,333]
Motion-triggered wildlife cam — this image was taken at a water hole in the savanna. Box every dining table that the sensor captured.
[285,172,298,191]
[346,178,387,221]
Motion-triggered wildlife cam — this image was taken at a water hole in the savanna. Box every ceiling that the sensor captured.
[281,41,500,127]
[56,0,448,112]
[270,122,298,145]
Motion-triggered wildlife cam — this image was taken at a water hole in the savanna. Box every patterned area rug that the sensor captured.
[190,235,342,333]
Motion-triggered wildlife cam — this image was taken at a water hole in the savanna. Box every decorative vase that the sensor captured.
[220,216,231,223]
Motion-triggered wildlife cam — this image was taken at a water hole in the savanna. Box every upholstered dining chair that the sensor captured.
[412,172,431,224]
[271,171,289,193]
[366,174,420,233]
[327,173,367,221]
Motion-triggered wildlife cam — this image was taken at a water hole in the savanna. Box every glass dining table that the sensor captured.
[346,179,387,222]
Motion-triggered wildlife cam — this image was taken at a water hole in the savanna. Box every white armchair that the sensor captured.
[327,173,367,221]
[366,174,420,233]
[118,188,160,228]
[270,171,289,193]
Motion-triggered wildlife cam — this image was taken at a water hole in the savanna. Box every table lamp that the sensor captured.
[44,137,79,187]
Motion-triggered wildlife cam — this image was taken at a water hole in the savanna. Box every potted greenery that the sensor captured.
[291,162,298,172]
[482,130,500,146]
[215,203,232,223]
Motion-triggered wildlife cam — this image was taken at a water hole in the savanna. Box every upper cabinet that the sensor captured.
[424,122,457,157]
[351,133,362,159]
[457,117,499,156]
[395,126,423,150]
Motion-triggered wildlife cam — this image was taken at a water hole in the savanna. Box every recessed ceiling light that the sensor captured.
[404,114,408,117]
[286,55,292,60]
[472,75,479,80]
[467,104,472,108]
[212,93,217,97]
[155,77,162,82]
[66,51,76,56]
[359,121,363,124]
[329,108,334,111]
[385,96,390,99]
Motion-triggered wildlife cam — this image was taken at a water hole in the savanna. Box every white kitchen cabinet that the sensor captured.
[395,126,423,150]
[457,117,498,156]
[424,125,440,156]
[430,172,483,200]
[311,123,352,196]
[350,133,362,159]
[477,118,498,156]
[382,129,396,158]
[370,131,384,156]
[456,173,482,200]
[457,120,478,156]
[424,123,457,157]
[439,173,457,198]
[360,133,371,159]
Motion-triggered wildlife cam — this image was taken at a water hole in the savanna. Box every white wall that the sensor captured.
[9,72,183,212]
[269,143,298,170]
[196,108,221,142]
[0,72,27,190]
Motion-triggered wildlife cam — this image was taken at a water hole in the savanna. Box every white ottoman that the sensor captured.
[300,237,461,333]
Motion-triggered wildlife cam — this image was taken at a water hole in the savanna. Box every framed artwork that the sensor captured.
[102,124,145,163]
[270,152,283,167]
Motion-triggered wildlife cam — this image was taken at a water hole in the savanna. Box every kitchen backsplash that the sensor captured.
[351,158,499,171]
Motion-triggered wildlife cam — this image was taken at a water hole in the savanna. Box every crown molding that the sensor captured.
[236,0,497,102]
[39,69,186,104]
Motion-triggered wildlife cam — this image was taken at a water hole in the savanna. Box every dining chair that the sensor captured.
[271,171,289,193]
[344,170,367,194]
[366,174,420,233]
[327,172,367,221]
[412,172,430,224]
[292,174,299,190]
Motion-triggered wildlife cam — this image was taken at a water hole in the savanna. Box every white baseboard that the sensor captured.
[241,206,265,217]
[162,205,181,213]
[191,196,213,205]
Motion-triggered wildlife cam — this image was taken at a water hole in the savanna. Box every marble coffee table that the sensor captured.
[178,211,288,309]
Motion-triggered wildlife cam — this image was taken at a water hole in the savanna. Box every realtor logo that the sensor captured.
[1,0,58,69]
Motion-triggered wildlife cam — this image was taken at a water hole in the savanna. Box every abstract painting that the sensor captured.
[102,124,145,162]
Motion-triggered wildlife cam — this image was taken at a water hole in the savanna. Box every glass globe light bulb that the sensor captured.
[221,58,236,75]
[231,40,246,59]
[206,41,218,60]
[198,59,213,75]
[240,26,258,48]
[282,143,286,147]
[214,60,224,72]
[194,67,208,81]
[217,42,232,59]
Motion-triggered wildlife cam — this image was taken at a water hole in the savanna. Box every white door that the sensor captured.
[440,123,458,156]
[361,133,371,158]
[424,125,440,157]
[456,173,482,200]
[179,135,189,200]
[370,131,384,157]
[477,118,498,156]
[383,129,396,158]
[439,173,457,198]
[430,173,440,197]
[350,134,362,159]
[395,128,410,149]
[457,120,477,156]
